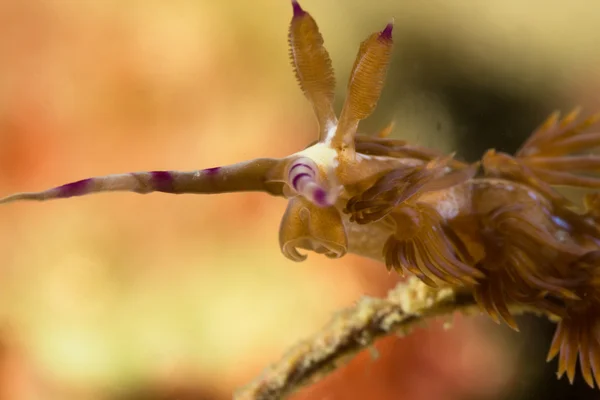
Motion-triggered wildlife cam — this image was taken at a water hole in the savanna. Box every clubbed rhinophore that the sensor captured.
[2,0,600,391]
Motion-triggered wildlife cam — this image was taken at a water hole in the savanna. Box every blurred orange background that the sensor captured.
[0,1,598,399]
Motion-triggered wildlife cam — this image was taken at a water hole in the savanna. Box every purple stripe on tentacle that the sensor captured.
[204,167,220,175]
[288,162,314,174]
[57,179,91,198]
[292,173,310,190]
[150,171,175,193]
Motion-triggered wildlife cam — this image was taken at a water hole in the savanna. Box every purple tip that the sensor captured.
[291,0,305,17]
[313,187,328,207]
[379,21,394,41]
[151,171,175,193]
[57,179,91,198]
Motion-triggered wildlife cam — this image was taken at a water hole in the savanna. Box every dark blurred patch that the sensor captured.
[517,316,598,400]
[384,32,561,161]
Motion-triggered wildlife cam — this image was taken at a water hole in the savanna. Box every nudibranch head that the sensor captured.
[0,0,397,265]
[272,0,397,260]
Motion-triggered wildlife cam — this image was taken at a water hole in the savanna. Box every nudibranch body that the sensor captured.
[2,0,600,389]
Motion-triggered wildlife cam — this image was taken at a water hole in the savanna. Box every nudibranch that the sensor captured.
[2,0,600,389]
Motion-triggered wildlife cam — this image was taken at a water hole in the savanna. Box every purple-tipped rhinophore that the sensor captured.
[291,0,306,17]
[380,21,394,40]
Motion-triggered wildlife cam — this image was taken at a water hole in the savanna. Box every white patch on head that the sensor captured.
[323,122,338,146]
[296,142,339,169]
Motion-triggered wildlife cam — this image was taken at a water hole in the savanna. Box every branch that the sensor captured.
[235,277,546,400]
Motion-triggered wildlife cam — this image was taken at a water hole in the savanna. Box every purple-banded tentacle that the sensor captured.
[0,158,285,204]
[286,157,337,208]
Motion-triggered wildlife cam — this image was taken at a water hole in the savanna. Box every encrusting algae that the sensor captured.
[1,0,600,396]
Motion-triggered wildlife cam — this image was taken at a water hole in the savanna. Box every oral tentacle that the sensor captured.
[0,158,285,204]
